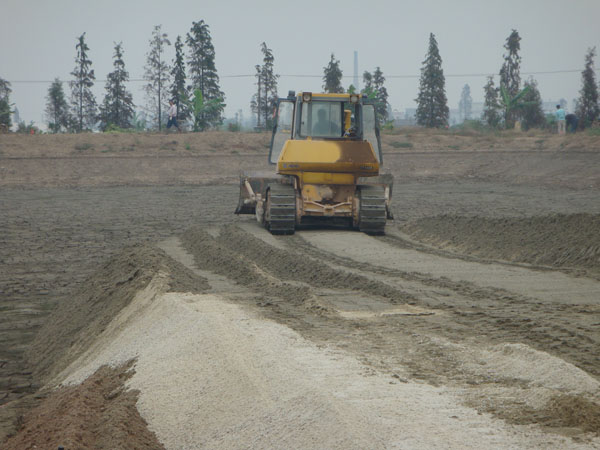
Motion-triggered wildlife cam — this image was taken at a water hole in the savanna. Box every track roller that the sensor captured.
[358,185,387,235]
[265,183,296,235]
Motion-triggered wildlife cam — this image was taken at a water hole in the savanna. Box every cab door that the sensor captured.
[268,100,295,164]
[362,104,383,163]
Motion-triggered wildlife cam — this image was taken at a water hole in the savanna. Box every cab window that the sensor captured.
[299,101,342,138]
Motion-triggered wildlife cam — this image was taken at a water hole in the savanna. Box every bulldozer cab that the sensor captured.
[268,92,382,165]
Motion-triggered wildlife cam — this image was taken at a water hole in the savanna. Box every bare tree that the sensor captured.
[144,25,171,130]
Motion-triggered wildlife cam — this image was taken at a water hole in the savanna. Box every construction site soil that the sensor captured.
[1,130,599,448]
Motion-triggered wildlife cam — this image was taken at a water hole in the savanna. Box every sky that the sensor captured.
[1,0,599,126]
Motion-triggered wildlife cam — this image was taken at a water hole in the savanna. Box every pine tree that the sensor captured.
[576,47,600,129]
[520,78,545,130]
[482,76,501,128]
[170,35,190,124]
[70,33,97,132]
[260,42,278,129]
[499,29,522,127]
[45,79,69,133]
[322,53,344,94]
[187,20,225,130]
[458,84,472,123]
[373,67,389,124]
[144,25,171,131]
[415,33,449,128]
[362,71,373,92]
[0,77,12,131]
[99,43,135,130]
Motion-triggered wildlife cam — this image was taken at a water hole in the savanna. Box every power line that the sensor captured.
[7,67,599,84]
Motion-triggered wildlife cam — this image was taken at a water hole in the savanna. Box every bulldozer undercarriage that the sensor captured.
[255,179,387,235]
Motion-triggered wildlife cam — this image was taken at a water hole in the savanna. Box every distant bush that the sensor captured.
[543,114,557,132]
[104,123,136,133]
[227,122,241,132]
[382,121,395,131]
[17,121,41,134]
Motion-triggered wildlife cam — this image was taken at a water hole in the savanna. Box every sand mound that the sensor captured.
[27,244,209,383]
[403,214,600,274]
[59,290,593,449]
[3,361,163,450]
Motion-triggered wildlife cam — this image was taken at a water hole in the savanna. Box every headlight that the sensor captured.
[302,92,312,102]
[349,94,359,104]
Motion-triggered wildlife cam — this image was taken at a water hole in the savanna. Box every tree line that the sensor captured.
[1,27,598,133]
[1,20,226,133]
[416,30,600,130]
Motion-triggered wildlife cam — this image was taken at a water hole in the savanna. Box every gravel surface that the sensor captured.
[62,279,598,449]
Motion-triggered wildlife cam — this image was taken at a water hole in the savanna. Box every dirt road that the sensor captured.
[1,131,599,447]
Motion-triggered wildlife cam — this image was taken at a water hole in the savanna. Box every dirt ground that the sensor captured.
[0,130,599,448]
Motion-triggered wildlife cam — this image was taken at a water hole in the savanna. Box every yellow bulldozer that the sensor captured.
[235,91,393,235]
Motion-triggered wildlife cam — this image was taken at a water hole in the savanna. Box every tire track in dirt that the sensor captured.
[283,230,600,381]
[180,225,600,437]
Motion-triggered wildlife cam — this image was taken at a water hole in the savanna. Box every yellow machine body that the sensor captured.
[277,138,380,218]
[235,92,393,234]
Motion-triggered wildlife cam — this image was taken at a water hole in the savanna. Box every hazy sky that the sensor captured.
[2,0,599,125]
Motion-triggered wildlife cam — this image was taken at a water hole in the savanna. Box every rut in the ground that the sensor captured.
[180,225,600,435]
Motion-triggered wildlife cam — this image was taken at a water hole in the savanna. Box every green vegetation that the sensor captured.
[482,76,502,128]
[170,35,191,124]
[187,20,225,130]
[144,25,171,131]
[0,78,12,131]
[99,42,135,131]
[45,79,69,133]
[251,42,278,129]
[17,121,40,134]
[187,89,225,132]
[576,47,600,129]
[499,29,522,128]
[520,78,545,130]
[70,33,97,132]
[361,67,389,126]
[499,84,537,129]
[322,53,344,94]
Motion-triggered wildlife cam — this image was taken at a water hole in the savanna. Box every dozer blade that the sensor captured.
[234,171,286,215]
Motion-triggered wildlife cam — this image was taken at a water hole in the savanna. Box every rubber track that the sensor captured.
[267,184,296,235]
[358,185,387,235]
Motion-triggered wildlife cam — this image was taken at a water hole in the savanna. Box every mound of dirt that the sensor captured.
[403,214,600,275]
[27,244,209,383]
[3,361,164,450]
